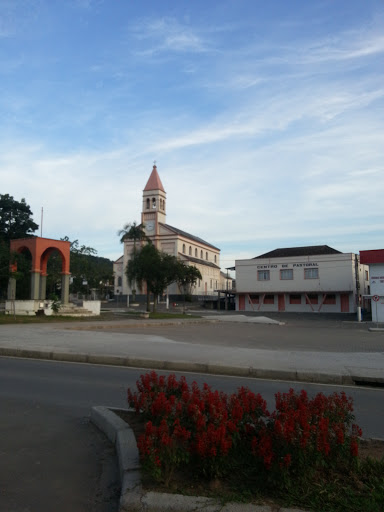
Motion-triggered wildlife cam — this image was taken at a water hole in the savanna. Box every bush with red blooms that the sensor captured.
[127,371,362,487]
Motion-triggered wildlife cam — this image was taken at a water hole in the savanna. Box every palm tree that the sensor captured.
[117,221,148,302]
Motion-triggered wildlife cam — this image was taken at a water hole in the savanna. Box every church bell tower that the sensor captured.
[141,164,166,236]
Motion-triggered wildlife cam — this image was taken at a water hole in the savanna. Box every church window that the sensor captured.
[146,198,150,209]
[195,248,197,257]
[200,250,203,259]
[189,246,192,255]
[152,198,156,209]
[214,255,217,263]
[182,244,186,253]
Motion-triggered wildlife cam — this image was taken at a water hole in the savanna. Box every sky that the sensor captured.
[1,0,383,273]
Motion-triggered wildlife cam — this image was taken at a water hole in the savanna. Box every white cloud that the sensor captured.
[0,2,383,268]
[129,17,213,56]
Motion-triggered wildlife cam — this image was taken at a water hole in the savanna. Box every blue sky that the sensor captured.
[1,0,383,272]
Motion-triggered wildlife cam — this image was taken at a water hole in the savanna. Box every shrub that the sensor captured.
[127,371,362,489]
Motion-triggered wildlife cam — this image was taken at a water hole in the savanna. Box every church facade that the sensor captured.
[114,165,221,299]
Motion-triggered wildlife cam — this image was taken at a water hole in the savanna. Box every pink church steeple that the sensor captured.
[143,164,165,192]
[142,163,166,230]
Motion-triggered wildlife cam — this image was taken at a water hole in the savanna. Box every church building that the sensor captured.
[114,165,221,300]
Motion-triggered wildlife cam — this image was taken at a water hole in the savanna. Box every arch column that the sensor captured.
[30,270,41,300]
[61,272,71,304]
[7,277,16,300]
[40,273,47,300]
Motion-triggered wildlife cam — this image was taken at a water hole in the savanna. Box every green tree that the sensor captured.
[0,194,38,298]
[176,262,202,312]
[0,194,39,242]
[118,221,148,302]
[46,238,113,299]
[126,243,179,312]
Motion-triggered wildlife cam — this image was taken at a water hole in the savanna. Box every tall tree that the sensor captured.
[0,194,38,243]
[118,221,147,247]
[45,238,113,299]
[176,262,202,312]
[126,243,179,312]
[0,195,38,298]
[118,221,148,302]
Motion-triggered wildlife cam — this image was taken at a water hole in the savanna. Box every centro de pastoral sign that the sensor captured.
[256,262,319,269]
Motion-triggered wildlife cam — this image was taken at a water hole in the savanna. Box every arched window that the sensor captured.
[152,198,156,209]
[214,255,217,263]
[117,277,122,287]
[160,199,163,210]
[206,252,208,260]
[195,248,197,257]
[183,244,186,253]
[200,250,203,259]
[189,246,192,255]
[146,198,150,209]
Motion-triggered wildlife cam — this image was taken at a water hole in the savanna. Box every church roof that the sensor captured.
[161,223,220,251]
[143,165,165,192]
[254,245,342,259]
[180,254,220,269]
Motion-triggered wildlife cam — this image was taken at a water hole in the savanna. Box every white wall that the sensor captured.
[236,254,356,293]
[369,263,384,322]
[235,252,365,313]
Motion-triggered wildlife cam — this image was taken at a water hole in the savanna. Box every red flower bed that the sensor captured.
[127,371,362,486]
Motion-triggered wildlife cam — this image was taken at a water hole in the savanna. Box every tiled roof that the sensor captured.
[179,254,220,269]
[143,165,165,192]
[254,245,342,259]
[162,223,220,251]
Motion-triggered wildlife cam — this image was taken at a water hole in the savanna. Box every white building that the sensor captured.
[235,246,369,314]
[360,249,384,322]
[114,165,221,299]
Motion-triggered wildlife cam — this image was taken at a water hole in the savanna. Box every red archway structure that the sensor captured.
[8,237,71,303]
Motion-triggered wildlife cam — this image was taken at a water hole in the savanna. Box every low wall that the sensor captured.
[82,300,101,315]
[5,300,42,316]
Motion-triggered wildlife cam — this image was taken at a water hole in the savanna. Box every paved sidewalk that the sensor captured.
[0,313,383,385]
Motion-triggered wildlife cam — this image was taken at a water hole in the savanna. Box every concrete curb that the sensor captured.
[0,346,356,385]
[90,406,309,512]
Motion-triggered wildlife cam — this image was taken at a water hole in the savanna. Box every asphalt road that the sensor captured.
[0,359,121,512]
[1,312,383,511]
